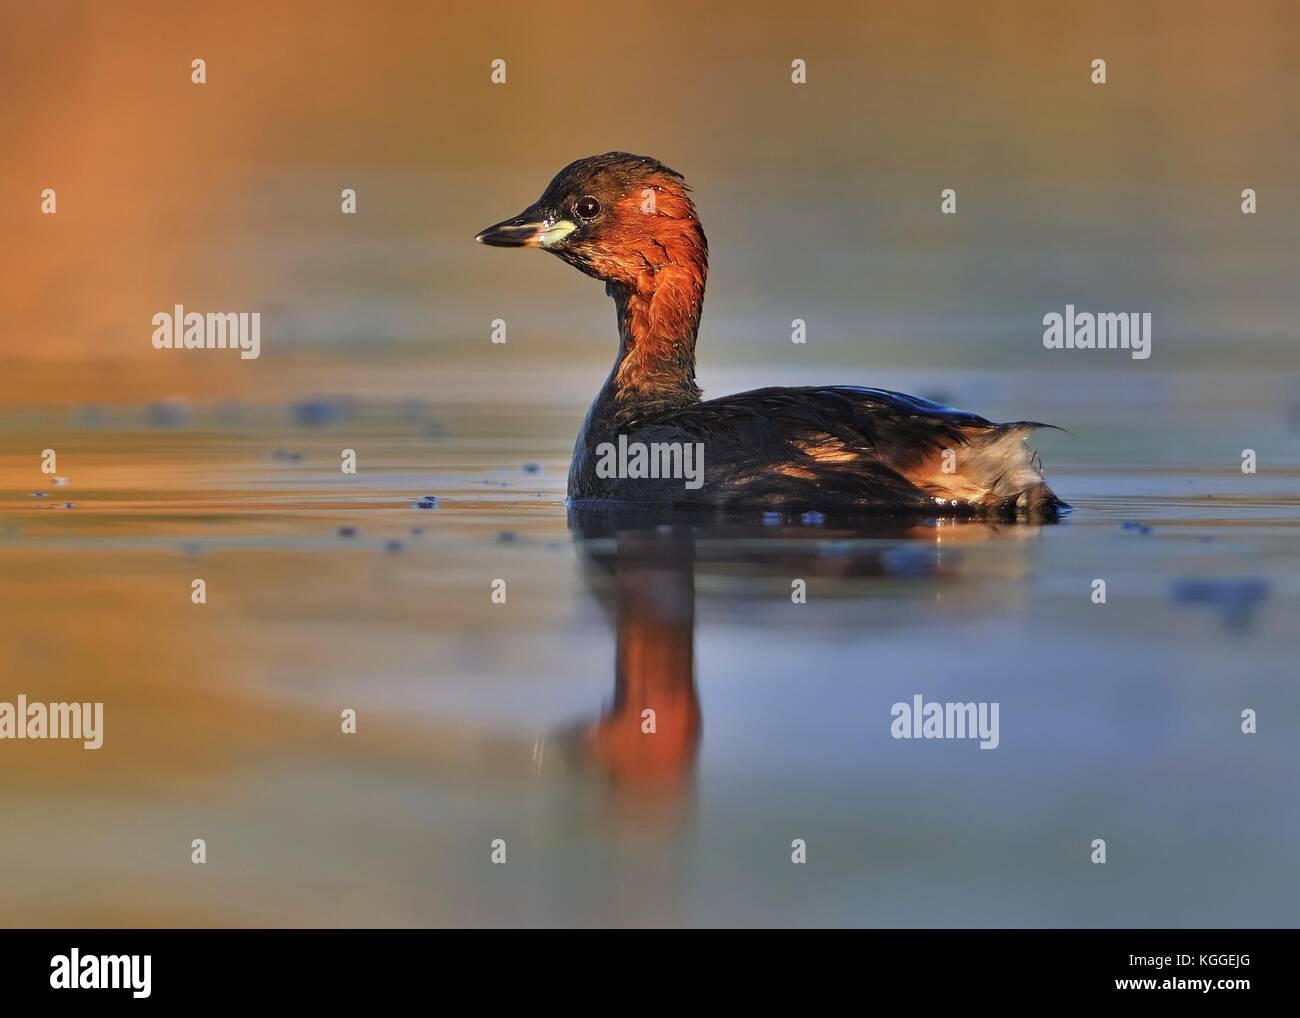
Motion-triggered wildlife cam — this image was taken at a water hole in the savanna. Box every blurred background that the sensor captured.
[1,0,1298,927]
[2,0,1298,394]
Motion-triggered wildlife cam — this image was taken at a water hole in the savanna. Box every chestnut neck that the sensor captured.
[597,259,706,428]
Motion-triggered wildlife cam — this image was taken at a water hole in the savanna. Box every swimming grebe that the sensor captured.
[476,152,1066,516]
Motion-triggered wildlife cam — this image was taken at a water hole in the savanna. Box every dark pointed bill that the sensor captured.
[475,204,577,248]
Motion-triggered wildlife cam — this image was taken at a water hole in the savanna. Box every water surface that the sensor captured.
[2,370,1297,927]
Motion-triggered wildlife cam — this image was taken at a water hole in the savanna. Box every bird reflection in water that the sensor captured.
[557,507,1058,817]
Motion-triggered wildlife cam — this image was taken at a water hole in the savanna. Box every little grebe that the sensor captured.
[477,152,1066,516]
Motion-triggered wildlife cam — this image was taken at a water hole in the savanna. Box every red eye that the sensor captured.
[575,196,601,220]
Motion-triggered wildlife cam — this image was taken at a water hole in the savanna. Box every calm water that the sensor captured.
[2,369,1298,927]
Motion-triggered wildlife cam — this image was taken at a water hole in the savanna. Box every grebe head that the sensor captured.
[475,152,706,289]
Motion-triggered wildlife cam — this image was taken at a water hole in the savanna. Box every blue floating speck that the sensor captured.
[762,511,783,526]
[800,511,827,526]
[521,463,541,474]
[1172,578,1270,631]
[882,547,938,576]
[292,397,346,426]
[147,400,191,427]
